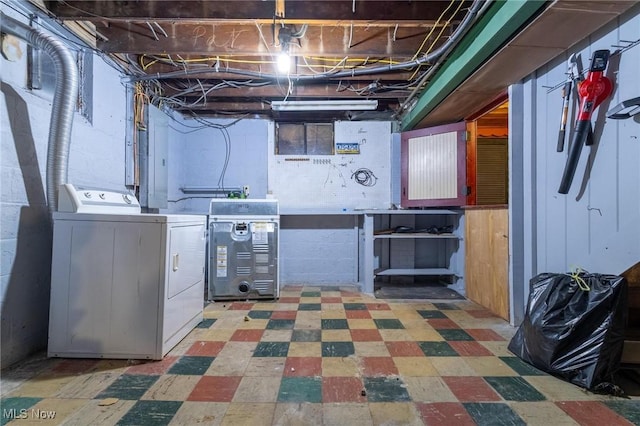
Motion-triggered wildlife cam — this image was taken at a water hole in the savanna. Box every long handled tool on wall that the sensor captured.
[558,50,613,194]
[556,54,579,152]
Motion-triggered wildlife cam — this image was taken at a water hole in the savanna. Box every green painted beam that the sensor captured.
[401,0,548,131]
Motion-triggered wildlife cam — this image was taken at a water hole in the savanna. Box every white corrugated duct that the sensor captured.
[1,12,78,214]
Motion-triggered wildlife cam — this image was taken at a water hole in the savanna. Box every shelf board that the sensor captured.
[374,233,460,239]
[375,268,458,276]
[364,209,460,215]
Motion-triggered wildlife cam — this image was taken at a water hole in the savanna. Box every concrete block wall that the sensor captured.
[165,116,269,214]
[279,215,360,285]
[1,11,127,368]
[168,118,392,287]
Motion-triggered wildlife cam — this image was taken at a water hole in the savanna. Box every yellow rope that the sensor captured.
[568,268,590,291]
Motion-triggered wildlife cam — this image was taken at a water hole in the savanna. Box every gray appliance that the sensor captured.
[208,199,279,300]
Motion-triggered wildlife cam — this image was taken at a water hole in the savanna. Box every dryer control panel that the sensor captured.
[57,183,141,214]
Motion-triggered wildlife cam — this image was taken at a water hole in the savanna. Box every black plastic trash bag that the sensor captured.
[508,272,627,392]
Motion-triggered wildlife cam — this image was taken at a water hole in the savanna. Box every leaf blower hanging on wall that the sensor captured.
[557,49,613,194]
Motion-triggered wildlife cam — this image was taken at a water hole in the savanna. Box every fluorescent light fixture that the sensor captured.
[272,100,378,111]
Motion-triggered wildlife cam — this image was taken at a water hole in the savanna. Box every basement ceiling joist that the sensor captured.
[42,0,473,121]
[46,1,467,22]
[91,23,440,56]
[141,61,418,81]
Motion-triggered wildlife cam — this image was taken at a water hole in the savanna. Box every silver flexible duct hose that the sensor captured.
[1,12,78,215]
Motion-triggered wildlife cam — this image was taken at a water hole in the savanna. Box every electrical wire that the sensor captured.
[140,53,405,74]
[408,0,465,81]
[129,0,485,85]
[410,0,457,62]
[164,111,243,190]
[351,168,378,187]
[134,82,149,130]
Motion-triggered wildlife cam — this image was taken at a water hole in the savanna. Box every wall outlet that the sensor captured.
[243,185,250,197]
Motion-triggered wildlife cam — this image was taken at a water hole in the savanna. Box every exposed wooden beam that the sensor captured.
[160,83,410,99]
[47,0,471,22]
[95,23,445,56]
[139,60,421,81]
[174,101,272,111]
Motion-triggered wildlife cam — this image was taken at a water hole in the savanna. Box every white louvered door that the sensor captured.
[401,122,467,207]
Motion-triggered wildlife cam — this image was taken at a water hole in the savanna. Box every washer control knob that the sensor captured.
[123,194,132,204]
[83,192,92,198]
[238,283,250,293]
[99,193,106,200]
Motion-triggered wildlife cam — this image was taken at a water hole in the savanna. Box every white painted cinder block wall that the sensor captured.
[0,10,127,368]
[167,119,393,286]
[165,115,269,214]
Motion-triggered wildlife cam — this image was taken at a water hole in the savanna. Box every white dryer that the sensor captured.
[48,184,207,359]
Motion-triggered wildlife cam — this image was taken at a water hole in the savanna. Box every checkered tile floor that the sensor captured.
[2,286,639,425]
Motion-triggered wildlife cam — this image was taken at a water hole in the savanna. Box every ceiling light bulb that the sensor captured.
[277,52,291,73]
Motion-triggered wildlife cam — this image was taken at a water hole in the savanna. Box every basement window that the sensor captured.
[275,122,334,155]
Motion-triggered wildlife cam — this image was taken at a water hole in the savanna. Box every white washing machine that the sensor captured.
[48,184,207,359]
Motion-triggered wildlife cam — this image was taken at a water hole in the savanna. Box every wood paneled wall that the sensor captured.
[465,206,509,320]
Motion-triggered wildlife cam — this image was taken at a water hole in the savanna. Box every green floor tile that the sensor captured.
[320,286,341,291]
[253,341,290,357]
[298,303,321,311]
[417,341,458,356]
[167,356,214,375]
[97,374,159,400]
[301,291,321,297]
[363,377,411,402]
[463,402,526,426]
[417,310,447,319]
[437,329,474,341]
[117,400,182,426]
[484,376,546,401]
[1,397,41,426]
[248,310,273,319]
[344,303,367,310]
[278,377,322,402]
[196,318,216,328]
[499,357,546,376]
[433,303,460,310]
[373,319,404,329]
[322,342,355,357]
[266,319,296,330]
[321,319,349,329]
[604,400,640,424]
[292,329,322,342]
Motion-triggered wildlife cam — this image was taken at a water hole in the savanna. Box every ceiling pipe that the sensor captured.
[129,0,486,84]
[1,12,78,215]
[398,0,494,118]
